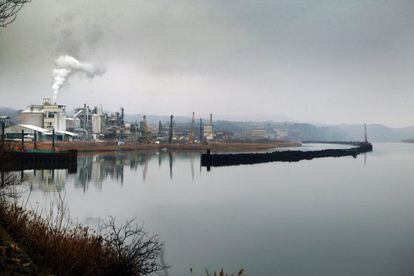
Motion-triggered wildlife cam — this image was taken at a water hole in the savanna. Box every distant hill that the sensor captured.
[0,107,20,125]
[336,124,414,142]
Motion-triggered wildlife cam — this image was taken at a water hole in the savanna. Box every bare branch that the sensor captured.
[0,0,31,27]
[102,216,169,275]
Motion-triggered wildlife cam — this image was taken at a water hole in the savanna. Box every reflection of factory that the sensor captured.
[21,151,199,193]
[24,169,67,192]
[76,152,156,190]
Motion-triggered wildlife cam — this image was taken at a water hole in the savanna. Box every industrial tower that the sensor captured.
[168,115,174,143]
[189,112,195,143]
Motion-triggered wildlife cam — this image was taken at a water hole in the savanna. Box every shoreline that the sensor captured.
[28,141,301,153]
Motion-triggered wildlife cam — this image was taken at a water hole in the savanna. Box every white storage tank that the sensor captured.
[20,111,44,128]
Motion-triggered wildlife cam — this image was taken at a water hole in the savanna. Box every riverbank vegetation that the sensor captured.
[0,200,166,275]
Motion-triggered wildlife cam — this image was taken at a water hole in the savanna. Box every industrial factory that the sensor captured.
[2,98,216,144]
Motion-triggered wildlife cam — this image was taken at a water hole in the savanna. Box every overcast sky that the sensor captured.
[1,0,413,126]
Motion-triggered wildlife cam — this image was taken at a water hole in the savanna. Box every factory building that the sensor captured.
[65,104,107,140]
[42,99,66,132]
[3,124,76,141]
[12,97,219,144]
[4,124,49,140]
[20,98,67,132]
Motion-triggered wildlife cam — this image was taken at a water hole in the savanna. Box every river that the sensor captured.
[20,143,414,276]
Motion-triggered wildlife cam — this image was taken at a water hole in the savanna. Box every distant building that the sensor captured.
[203,113,214,141]
[248,128,267,138]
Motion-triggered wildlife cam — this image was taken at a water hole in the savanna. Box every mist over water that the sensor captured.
[20,143,414,275]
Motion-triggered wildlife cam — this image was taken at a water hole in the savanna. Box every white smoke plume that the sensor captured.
[52,55,106,100]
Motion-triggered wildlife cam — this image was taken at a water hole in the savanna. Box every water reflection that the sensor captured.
[18,143,414,276]
[23,151,200,192]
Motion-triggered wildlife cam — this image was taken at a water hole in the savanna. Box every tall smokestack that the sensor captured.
[190,112,195,143]
[121,107,124,126]
[199,118,203,142]
[169,115,174,144]
[209,113,213,125]
[158,120,162,135]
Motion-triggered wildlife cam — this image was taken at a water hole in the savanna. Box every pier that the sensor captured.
[0,149,78,173]
[201,141,373,169]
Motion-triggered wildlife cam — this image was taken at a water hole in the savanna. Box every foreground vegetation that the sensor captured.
[0,199,166,275]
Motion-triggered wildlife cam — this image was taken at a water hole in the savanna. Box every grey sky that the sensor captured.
[1,0,413,126]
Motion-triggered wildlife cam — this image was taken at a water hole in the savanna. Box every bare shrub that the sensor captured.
[190,268,246,276]
[0,198,167,275]
[102,216,168,275]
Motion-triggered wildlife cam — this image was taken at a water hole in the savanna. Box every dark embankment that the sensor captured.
[0,150,77,173]
[201,142,373,168]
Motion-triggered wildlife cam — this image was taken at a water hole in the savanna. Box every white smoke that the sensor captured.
[52,55,106,100]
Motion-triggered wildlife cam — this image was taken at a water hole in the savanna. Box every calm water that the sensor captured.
[20,143,414,276]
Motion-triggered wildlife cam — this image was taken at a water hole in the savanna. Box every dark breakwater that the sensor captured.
[201,142,373,168]
[0,150,78,173]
